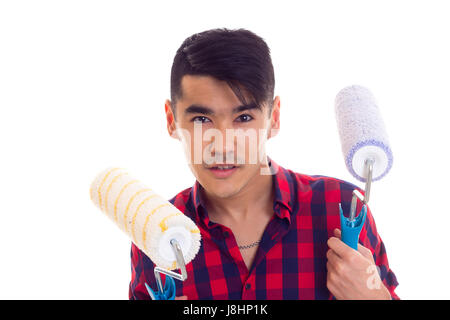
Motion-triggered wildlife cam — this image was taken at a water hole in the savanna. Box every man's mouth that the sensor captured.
[206,164,240,178]
[208,165,238,170]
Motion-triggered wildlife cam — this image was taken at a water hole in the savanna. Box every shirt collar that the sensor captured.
[190,156,293,224]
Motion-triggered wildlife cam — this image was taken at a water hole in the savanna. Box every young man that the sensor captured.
[129,28,399,300]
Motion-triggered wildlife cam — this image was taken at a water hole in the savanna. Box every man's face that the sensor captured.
[165,75,280,199]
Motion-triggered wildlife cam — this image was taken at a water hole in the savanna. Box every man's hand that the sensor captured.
[326,228,391,300]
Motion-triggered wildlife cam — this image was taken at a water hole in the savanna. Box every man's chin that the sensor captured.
[201,179,240,199]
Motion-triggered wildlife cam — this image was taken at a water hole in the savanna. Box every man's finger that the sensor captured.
[326,248,342,266]
[327,236,353,259]
[333,228,341,239]
[357,243,374,261]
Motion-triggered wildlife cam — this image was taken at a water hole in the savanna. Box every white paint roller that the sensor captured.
[90,167,201,270]
[335,85,393,183]
[334,84,394,229]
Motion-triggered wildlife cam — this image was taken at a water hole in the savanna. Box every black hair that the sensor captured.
[170,28,275,118]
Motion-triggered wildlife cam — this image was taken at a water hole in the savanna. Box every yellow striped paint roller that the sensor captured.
[89,167,201,271]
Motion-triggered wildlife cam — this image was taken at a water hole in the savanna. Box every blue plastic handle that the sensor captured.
[339,203,367,250]
[145,275,176,300]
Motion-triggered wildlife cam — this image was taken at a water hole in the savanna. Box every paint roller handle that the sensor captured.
[145,276,176,300]
[145,238,188,300]
[340,158,372,249]
[339,203,367,250]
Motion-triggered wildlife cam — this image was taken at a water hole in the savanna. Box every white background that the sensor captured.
[1,0,449,299]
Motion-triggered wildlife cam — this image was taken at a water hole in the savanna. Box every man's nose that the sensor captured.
[209,128,235,153]
[206,124,237,161]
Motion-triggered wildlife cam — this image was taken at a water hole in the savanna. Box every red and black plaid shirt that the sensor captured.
[129,156,399,300]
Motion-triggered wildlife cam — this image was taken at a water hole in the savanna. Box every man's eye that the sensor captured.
[236,114,253,122]
[192,116,211,123]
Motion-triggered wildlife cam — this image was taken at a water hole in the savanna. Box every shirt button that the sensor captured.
[245,283,251,290]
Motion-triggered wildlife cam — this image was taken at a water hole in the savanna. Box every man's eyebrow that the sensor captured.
[184,104,215,116]
[184,103,261,116]
[232,103,261,113]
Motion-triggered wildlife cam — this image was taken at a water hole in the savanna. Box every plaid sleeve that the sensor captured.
[129,243,154,300]
[359,202,400,300]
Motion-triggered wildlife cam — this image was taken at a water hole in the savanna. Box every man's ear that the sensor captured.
[165,99,180,140]
[267,96,280,139]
